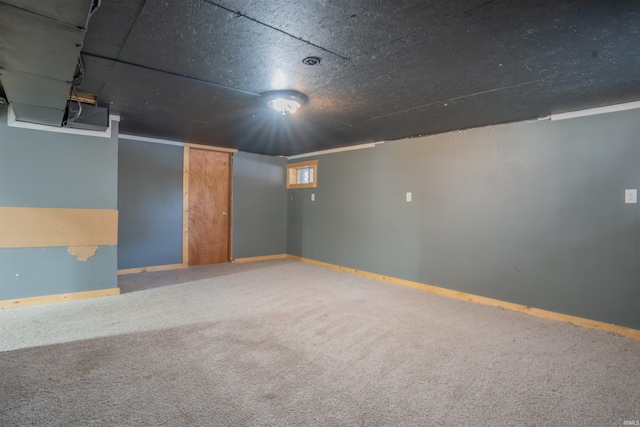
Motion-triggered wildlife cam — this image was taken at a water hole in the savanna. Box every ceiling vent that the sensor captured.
[302,56,321,66]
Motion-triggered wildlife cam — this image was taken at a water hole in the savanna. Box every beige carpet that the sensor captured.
[1,259,639,426]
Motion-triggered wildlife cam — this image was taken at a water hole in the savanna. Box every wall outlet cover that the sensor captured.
[625,189,637,204]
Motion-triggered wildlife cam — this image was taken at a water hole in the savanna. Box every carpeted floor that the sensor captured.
[1,259,639,426]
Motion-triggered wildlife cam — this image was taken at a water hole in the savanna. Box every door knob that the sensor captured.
[222,212,228,216]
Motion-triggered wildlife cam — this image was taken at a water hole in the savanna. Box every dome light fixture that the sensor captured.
[263,90,308,115]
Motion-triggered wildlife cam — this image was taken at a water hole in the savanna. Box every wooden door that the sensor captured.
[187,148,231,265]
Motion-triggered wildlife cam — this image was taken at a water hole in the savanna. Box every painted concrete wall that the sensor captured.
[0,108,118,299]
[287,110,640,329]
[233,151,287,258]
[118,139,183,269]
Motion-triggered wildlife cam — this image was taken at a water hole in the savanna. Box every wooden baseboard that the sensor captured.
[117,263,186,275]
[0,288,120,309]
[286,255,640,341]
[234,254,288,263]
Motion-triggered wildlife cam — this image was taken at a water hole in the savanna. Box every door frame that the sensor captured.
[182,143,237,267]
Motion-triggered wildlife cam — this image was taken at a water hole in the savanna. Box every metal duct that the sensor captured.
[0,0,97,126]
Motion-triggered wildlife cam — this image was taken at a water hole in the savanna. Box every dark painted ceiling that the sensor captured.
[2,0,640,155]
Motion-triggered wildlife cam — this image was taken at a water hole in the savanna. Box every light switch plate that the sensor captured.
[406,192,412,202]
[311,193,315,201]
[625,189,637,204]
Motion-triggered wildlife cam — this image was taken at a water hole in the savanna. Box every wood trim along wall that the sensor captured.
[234,254,288,263]
[117,263,186,275]
[285,255,640,341]
[118,255,285,275]
[0,288,120,309]
[182,145,190,267]
[228,153,234,262]
[0,207,118,248]
[183,143,238,153]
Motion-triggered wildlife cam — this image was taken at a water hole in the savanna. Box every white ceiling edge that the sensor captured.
[7,104,119,138]
[549,100,640,121]
[27,99,634,152]
[119,133,183,146]
[287,142,385,160]
[117,134,378,157]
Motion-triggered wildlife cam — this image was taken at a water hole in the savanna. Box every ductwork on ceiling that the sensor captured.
[0,0,107,129]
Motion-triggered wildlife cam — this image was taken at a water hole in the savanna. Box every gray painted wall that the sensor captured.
[0,247,117,299]
[0,114,117,209]
[287,110,640,329]
[0,108,118,299]
[118,139,183,269]
[233,151,287,258]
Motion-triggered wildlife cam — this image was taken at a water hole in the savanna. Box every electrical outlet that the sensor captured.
[625,189,637,204]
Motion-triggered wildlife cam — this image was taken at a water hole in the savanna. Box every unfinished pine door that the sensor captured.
[187,148,231,265]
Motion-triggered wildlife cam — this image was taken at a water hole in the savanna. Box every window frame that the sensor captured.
[287,159,318,189]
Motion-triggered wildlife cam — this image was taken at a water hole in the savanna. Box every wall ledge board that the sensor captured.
[0,207,118,248]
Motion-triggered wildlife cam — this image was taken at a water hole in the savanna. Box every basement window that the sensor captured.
[287,160,318,189]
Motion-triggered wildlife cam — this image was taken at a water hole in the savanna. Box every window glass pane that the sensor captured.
[297,167,310,184]
[308,168,314,183]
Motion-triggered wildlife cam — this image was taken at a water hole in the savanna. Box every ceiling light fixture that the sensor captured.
[263,90,308,115]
